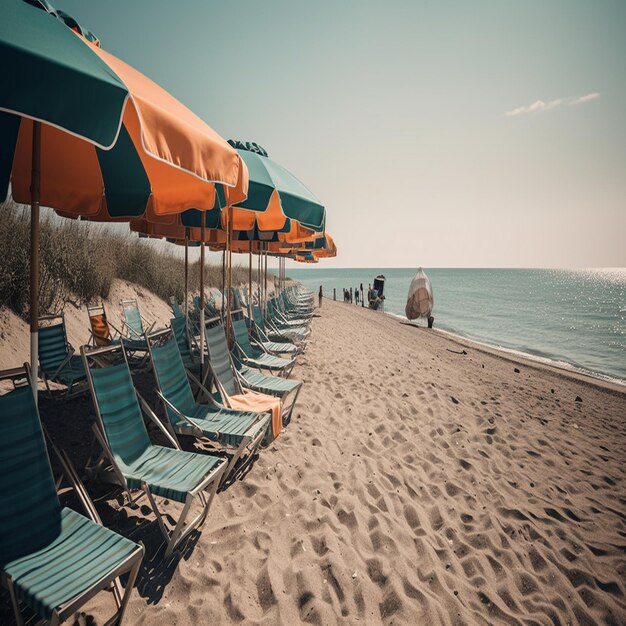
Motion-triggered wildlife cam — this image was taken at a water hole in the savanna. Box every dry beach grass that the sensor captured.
[0,295,625,625]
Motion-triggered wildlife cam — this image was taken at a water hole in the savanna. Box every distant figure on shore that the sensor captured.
[318,285,323,308]
[349,287,353,304]
[367,284,372,303]
[360,283,364,307]
[355,287,360,305]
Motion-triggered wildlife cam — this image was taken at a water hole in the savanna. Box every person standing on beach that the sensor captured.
[360,283,364,307]
[318,285,323,308]
[350,287,353,304]
[355,288,359,305]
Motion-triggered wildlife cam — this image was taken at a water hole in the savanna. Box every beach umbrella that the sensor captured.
[224,141,326,334]
[228,141,326,232]
[1,0,247,393]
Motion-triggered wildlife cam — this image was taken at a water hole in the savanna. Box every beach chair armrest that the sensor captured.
[232,341,248,360]
[142,317,156,334]
[185,370,220,407]
[108,321,124,340]
[120,319,134,337]
[51,348,75,380]
[43,424,103,525]
[250,337,271,354]
[254,323,271,343]
[91,423,130,492]
[136,392,181,449]
[154,390,204,433]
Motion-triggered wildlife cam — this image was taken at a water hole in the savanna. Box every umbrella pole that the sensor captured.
[221,249,225,319]
[199,220,205,367]
[30,121,41,401]
[226,205,232,343]
[257,249,261,312]
[248,246,252,317]
[263,244,267,300]
[184,230,189,317]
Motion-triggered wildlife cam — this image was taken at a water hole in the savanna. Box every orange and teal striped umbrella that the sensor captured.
[1,0,247,390]
[2,0,247,220]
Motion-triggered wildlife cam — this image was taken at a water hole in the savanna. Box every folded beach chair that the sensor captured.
[38,313,88,400]
[82,343,227,557]
[0,364,144,626]
[205,319,301,431]
[231,316,295,377]
[146,329,271,482]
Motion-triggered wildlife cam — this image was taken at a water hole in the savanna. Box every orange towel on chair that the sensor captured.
[229,391,282,440]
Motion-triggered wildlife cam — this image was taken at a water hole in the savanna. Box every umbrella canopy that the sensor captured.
[229,141,326,232]
[2,0,247,218]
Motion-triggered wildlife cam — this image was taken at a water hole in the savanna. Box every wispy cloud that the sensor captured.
[569,92,601,105]
[505,92,600,117]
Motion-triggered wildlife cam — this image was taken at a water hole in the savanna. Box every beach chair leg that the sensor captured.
[5,577,25,626]
[165,495,196,557]
[44,377,53,399]
[221,436,251,487]
[143,484,175,551]
[112,558,141,624]
[282,384,303,426]
[144,463,225,558]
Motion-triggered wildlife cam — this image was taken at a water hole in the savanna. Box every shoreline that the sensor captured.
[404,321,626,396]
[327,298,626,394]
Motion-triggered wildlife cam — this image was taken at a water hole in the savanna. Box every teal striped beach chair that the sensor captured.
[0,365,143,625]
[120,299,154,340]
[82,343,227,558]
[170,315,203,379]
[253,304,309,347]
[231,316,295,377]
[246,311,299,356]
[205,319,303,426]
[38,314,88,400]
[146,329,271,482]
[267,298,310,331]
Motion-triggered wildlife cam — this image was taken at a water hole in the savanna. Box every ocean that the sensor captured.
[287,268,626,383]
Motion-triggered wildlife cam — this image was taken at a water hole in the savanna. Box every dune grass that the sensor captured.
[0,202,270,317]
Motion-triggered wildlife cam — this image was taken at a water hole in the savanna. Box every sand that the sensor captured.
[1,295,625,625]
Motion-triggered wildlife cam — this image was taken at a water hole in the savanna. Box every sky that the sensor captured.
[59,0,626,269]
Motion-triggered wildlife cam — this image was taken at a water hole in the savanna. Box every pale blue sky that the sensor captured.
[60,0,626,268]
